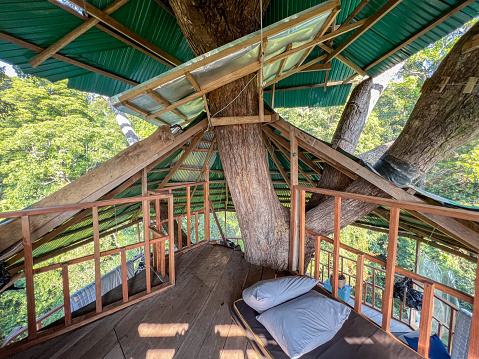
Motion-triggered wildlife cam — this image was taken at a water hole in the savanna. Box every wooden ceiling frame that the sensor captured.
[263,133,291,188]
[61,0,181,68]
[325,0,404,63]
[364,0,478,71]
[339,0,371,30]
[0,32,138,86]
[146,89,188,122]
[29,0,132,68]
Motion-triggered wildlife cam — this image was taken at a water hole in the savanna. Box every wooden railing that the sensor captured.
[0,193,175,353]
[309,246,459,351]
[293,185,479,359]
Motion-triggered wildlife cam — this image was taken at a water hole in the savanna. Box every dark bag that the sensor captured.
[393,276,423,311]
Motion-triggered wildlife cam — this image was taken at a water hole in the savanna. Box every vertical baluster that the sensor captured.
[195,211,199,244]
[142,200,151,293]
[468,252,479,359]
[372,268,376,308]
[327,252,331,280]
[204,169,210,242]
[187,187,191,247]
[289,128,299,272]
[418,282,436,357]
[177,216,182,251]
[299,190,305,275]
[121,248,128,302]
[92,206,102,313]
[332,197,341,298]
[22,215,37,339]
[314,237,321,280]
[62,264,71,326]
[155,198,165,277]
[168,196,176,284]
[448,308,456,353]
[355,254,364,314]
[382,206,400,332]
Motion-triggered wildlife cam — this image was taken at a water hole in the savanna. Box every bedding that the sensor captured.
[242,276,319,313]
[256,290,351,358]
[232,285,424,359]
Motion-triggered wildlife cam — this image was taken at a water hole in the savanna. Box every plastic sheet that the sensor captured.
[374,153,422,187]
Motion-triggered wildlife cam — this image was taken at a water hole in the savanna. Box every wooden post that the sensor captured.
[410,240,421,326]
[468,260,479,358]
[382,206,400,331]
[177,216,182,251]
[299,190,306,275]
[195,212,199,244]
[121,248,128,302]
[204,168,210,242]
[155,198,165,276]
[92,206,102,313]
[168,196,176,284]
[418,282,436,357]
[355,254,364,314]
[62,264,71,326]
[142,200,151,293]
[187,186,191,247]
[332,197,341,298]
[289,127,299,271]
[314,237,321,280]
[22,215,37,340]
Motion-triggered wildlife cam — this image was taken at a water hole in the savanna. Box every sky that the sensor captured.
[0,60,16,77]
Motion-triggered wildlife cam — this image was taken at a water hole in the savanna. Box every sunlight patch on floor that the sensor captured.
[215,324,244,337]
[138,323,189,337]
[145,349,175,359]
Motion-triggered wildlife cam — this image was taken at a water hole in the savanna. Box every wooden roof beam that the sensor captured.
[264,54,327,87]
[154,0,175,17]
[263,134,291,188]
[364,0,478,71]
[0,32,138,86]
[264,81,345,93]
[67,0,181,68]
[339,0,371,28]
[29,0,131,68]
[300,63,332,72]
[318,43,367,76]
[146,89,188,122]
[325,0,404,63]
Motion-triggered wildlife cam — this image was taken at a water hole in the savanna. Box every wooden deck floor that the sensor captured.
[11,244,269,359]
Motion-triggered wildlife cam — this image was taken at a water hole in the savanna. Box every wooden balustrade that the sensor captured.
[295,185,479,358]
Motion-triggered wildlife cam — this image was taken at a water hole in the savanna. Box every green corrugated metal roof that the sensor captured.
[0,0,477,105]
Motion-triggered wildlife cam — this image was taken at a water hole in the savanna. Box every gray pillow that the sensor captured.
[242,276,319,313]
[256,290,351,359]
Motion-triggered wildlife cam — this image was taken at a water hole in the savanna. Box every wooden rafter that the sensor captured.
[325,0,404,62]
[264,54,327,87]
[191,137,216,199]
[67,0,181,68]
[264,81,345,93]
[146,89,188,122]
[157,131,205,189]
[154,0,175,17]
[263,133,291,188]
[318,43,367,76]
[29,0,131,68]
[277,44,293,77]
[211,115,273,126]
[184,72,211,123]
[364,0,478,71]
[339,0,371,29]
[300,63,332,72]
[0,32,138,86]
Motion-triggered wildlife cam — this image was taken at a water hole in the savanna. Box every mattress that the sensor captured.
[231,285,424,359]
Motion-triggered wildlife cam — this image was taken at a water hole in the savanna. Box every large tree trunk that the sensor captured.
[170,0,290,268]
[103,96,139,146]
[305,22,479,246]
[307,63,403,210]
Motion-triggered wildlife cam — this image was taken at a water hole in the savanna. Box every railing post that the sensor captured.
[332,197,341,298]
[195,211,199,244]
[92,206,102,313]
[187,186,191,247]
[121,248,128,302]
[155,198,166,276]
[314,237,321,280]
[62,264,71,326]
[468,258,479,358]
[168,196,176,284]
[142,199,151,293]
[289,128,299,272]
[382,206,400,331]
[177,216,182,251]
[418,282,436,357]
[22,215,37,340]
[299,190,305,275]
[204,169,210,242]
[355,254,364,314]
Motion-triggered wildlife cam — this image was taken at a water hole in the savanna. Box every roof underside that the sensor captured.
[0,0,477,109]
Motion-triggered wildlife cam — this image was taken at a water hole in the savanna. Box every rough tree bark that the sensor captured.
[305,22,479,248]
[306,63,403,210]
[170,0,290,268]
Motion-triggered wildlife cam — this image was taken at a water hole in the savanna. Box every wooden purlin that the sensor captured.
[29,0,132,68]
[269,118,479,252]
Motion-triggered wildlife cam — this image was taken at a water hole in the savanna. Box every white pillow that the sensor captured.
[256,290,351,359]
[242,276,319,313]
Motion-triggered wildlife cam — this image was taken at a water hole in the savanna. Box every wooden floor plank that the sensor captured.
[102,343,126,359]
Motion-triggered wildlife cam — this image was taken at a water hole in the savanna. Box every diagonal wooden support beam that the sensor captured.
[263,133,291,188]
[184,72,211,124]
[157,131,205,189]
[265,54,327,87]
[29,0,131,68]
[146,89,188,122]
[0,32,138,86]
[339,0,371,28]
[318,43,367,77]
[67,0,181,68]
[325,0,404,63]
[364,0,477,71]
[191,137,216,200]
[209,199,226,241]
[300,63,332,72]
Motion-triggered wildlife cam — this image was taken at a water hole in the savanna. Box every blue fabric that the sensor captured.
[404,334,451,359]
[323,278,352,302]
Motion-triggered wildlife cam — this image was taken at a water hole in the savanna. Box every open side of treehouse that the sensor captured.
[0,0,479,358]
